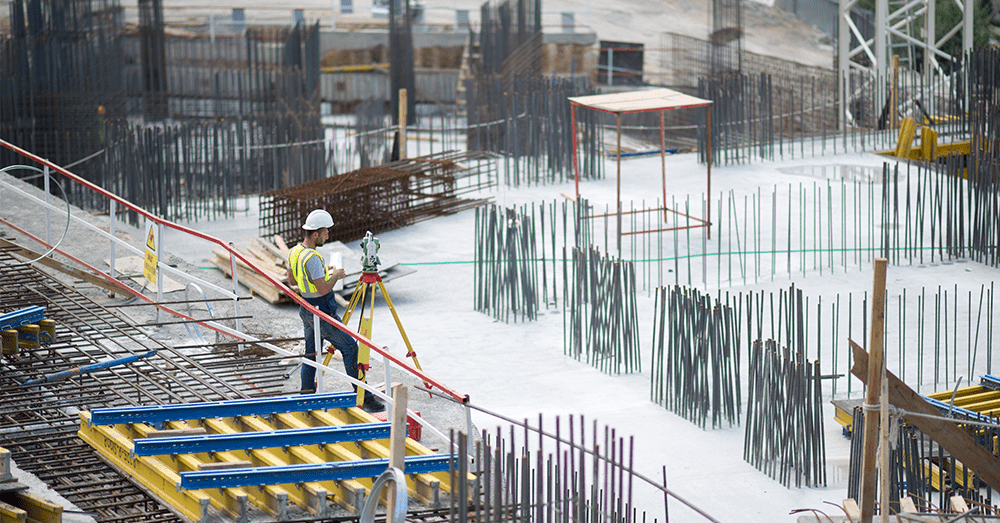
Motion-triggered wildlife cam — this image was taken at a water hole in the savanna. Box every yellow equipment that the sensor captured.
[323,232,427,406]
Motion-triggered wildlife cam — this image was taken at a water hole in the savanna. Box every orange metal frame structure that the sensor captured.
[569,88,713,251]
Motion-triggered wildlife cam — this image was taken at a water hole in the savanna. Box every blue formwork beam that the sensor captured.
[0,306,45,331]
[981,374,1000,391]
[923,395,1000,424]
[90,392,357,427]
[22,350,157,387]
[180,455,453,490]
[133,422,393,456]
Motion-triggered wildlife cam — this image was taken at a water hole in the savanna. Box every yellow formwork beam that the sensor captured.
[127,421,250,522]
[0,501,26,523]
[895,117,917,159]
[920,125,937,161]
[952,395,1000,412]
[162,420,290,519]
[297,408,466,506]
[321,63,389,73]
[232,415,368,513]
[81,402,469,519]
[921,460,947,492]
[832,404,854,433]
[77,412,211,522]
[198,417,329,517]
[7,492,62,523]
[312,409,440,506]
[951,460,977,489]
[925,385,986,401]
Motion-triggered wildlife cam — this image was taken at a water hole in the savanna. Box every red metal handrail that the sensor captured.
[0,138,469,404]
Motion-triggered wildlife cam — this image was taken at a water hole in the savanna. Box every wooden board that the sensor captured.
[211,250,290,305]
[0,238,130,295]
[273,235,291,257]
[849,339,1000,491]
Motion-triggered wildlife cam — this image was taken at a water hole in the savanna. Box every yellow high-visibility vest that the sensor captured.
[289,244,327,295]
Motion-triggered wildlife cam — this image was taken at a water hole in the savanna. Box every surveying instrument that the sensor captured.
[323,231,428,406]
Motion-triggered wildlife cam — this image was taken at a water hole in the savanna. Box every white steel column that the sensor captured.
[839,0,854,131]
[839,0,974,128]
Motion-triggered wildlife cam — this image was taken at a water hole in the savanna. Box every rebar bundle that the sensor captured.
[847,405,999,514]
[473,0,541,78]
[0,0,126,168]
[565,247,641,375]
[473,205,539,323]
[261,151,496,245]
[389,0,415,126]
[457,415,648,523]
[0,1,324,173]
[467,0,602,187]
[355,99,392,169]
[692,50,977,165]
[709,0,742,76]
[744,285,809,359]
[466,73,603,186]
[879,156,998,269]
[650,285,740,429]
[845,406,902,515]
[697,71,839,165]
[744,339,826,489]
[469,196,593,319]
[139,0,167,121]
[85,116,325,224]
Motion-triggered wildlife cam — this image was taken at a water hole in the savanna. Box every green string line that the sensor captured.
[402,244,962,266]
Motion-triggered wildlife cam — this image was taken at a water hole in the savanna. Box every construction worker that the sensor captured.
[287,209,384,412]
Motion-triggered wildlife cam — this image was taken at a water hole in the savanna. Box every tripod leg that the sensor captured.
[342,282,367,326]
[324,283,366,367]
[377,281,432,392]
[355,283,376,407]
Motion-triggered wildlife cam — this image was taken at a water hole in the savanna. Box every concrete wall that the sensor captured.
[320,69,459,104]
[773,0,838,36]
[541,32,598,76]
[319,29,598,107]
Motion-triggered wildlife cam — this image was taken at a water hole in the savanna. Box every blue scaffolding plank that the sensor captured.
[923,395,1000,424]
[133,422,393,456]
[180,455,453,490]
[90,392,357,427]
[0,306,46,331]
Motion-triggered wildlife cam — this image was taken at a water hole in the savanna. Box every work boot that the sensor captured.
[362,396,385,413]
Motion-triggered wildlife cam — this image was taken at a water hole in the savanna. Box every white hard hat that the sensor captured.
[302,209,334,230]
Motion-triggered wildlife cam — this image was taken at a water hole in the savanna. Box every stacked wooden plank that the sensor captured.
[211,236,295,304]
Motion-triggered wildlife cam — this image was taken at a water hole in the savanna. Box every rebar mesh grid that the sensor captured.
[0,247,297,523]
[259,150,496,245]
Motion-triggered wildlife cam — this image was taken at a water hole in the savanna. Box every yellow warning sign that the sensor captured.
[143,249,158,284]
[144,223,158,284]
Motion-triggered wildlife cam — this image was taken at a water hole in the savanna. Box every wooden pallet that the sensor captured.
[211,243,292,305]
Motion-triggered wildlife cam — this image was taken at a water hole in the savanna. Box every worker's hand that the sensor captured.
[330,267,346,281]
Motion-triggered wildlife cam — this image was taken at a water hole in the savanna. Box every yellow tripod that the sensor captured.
[323,267,428,406]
